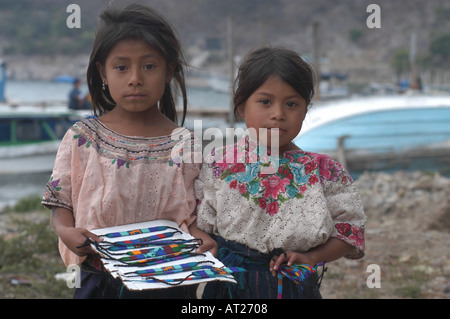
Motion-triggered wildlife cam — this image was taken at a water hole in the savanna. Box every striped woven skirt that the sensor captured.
[202,236,323,299]
[73,255,197,299]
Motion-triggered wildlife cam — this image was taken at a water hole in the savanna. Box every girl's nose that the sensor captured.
[128,68,143,87]
[271,103,286,120]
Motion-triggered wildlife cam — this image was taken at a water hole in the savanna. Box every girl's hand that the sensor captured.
[188,222,218,257]
[269,251,317,277]
[58,226,103,257]
[270,239,354,276]
[195,233,219,257]
[51,207,103,257]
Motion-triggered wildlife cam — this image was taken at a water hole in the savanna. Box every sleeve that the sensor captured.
[194,157,219,235]
[166,130,203,231]
[177,161,202,231]
[41,128,75,212]
[321,159,366,259]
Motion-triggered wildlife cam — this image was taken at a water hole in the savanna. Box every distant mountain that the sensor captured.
[1,0,449,85]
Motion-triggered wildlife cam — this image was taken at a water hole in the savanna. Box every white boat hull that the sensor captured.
[294,95,450,174]
[0,103,86,175]
[0,141,60,175]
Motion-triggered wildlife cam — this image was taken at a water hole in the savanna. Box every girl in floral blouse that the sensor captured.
[195,47,366,299]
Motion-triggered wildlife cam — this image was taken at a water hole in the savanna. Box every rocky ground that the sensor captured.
[320,171,450,299]
[0,170,449,299]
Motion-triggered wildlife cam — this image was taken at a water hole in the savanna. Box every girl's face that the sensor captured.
[238,74,307,154]
[97,39,173,116]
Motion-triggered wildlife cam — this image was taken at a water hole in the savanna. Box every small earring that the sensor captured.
[102,81,106,91]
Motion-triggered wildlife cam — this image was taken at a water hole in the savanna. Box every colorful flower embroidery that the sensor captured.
[49,176,61,191]
[335,223,365,251]
[74,134,91,148]
[112,158,129,169]
[266,201,279,216]
[211,147,320,216]
[75,133,131,170]
[71,119,198,171]
[261,175,290,199]
[310,153,354,185]
[210,139,353,216]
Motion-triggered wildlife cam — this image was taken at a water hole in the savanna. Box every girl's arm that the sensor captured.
[51,207,103,257]
[270,238,352,275]
[188,221,218,257]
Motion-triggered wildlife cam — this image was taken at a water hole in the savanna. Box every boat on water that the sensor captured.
[294,94,450,174]
[0,103,87,175]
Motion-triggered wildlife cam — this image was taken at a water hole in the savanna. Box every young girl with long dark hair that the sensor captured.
[42,4,213,299]
[196,47,366,299]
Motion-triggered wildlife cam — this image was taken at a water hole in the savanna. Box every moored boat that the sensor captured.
[0,103,86,174]
[294,95,450,174]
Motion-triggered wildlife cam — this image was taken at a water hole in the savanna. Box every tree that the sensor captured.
[430,33,450,67]
[391,49,410,82]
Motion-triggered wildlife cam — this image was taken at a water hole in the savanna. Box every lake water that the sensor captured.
[1,80,231,209]
[5,80,231,107]
[0,172,50,210]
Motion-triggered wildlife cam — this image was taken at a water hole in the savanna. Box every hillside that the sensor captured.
[1,0,449,85]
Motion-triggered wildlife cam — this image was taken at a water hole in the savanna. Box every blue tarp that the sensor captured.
[0,61,6,102]
[54,75,77,83]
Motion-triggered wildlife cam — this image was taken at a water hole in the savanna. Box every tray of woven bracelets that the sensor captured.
[90,219,244,290]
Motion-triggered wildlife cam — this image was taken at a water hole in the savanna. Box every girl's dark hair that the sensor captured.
[233,46,316,118]
[87,4,188,125]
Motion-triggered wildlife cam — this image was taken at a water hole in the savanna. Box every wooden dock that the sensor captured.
[336,146,450,173]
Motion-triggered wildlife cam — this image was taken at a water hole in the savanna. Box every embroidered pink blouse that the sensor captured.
[195,136,366,259]
[42,117,201,266]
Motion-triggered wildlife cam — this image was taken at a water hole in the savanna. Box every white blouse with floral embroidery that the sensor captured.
[195,136,366,259]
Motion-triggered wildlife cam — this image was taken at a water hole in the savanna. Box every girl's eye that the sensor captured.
[115,65,127,71]
[259,99,271,105]
[144,64,155,70]
[286,101,298,107]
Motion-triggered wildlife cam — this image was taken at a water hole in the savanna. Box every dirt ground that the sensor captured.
[1,171,449,299]
[320,171,450,299]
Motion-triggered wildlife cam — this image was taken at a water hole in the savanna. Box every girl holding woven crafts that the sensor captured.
[195,47,366,299]
[42,4,215,298]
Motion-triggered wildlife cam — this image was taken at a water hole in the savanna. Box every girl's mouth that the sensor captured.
[125,94,146,100]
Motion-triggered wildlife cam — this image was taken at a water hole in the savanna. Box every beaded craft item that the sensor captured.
[89,220,243,290]
[275,262,325,299]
